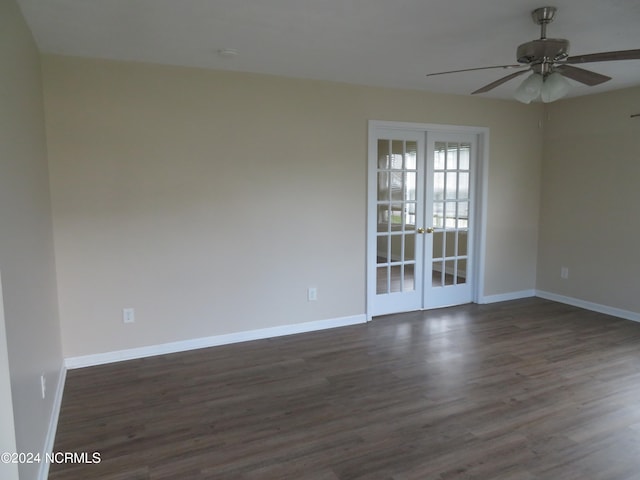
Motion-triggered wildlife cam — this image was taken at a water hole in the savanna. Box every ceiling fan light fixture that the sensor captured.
[426,7,639,101]
[541,72,571,102]
[514,73,543,104]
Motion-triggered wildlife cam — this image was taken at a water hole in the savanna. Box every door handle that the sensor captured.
[417,227,435,234]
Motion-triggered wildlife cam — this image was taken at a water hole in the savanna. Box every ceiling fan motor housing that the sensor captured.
[517,38,570,64]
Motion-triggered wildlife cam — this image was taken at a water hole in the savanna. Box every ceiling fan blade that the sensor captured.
[471,69,529,94]
[555,65,611,86]
[426,64,524,77]
[565,49,640,64]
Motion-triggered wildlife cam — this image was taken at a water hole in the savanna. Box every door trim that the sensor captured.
[366,120,489,320]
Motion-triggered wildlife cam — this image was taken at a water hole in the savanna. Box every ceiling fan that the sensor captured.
[426,6,640,103]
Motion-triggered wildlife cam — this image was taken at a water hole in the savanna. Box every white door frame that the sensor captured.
[0,271,19,480]
[366,120,489,320]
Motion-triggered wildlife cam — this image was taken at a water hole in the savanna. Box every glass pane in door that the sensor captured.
[376,139,418,295]
[431,141,471,288]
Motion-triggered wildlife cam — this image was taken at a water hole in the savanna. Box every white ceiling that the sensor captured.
[16,0,640,100]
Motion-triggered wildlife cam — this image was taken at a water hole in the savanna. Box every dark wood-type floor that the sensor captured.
[50,298,640,479]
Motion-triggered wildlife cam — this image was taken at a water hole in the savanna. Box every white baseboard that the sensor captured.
[478,289,536,304]
[535,290,640,323]
[38,363,66,480]
[63,294,639,370]
[65,314,367,369]
[477,289,640,323]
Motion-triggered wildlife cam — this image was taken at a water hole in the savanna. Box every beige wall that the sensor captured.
[43,55,543,358]
[0,1,63,479]
[538,86,640,312]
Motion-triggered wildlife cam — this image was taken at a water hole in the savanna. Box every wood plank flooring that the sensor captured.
[49,298,640,479]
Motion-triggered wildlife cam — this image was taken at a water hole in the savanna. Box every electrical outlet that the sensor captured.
[123,307,135,324]
[40,374,46,400]
[307,287,317,301]
[561,266,569,280]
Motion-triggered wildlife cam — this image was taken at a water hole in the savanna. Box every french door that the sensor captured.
[367,122,479,317]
